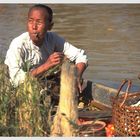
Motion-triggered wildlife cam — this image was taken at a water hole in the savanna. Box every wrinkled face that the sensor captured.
[27,8,49,46]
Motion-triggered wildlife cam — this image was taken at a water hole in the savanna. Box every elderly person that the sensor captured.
[5,4,88,93]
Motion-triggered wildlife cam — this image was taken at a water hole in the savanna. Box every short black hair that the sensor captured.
[28,4,53,23]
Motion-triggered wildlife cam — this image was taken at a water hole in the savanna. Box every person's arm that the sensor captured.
[30,52,64,77]
[4,40,26,87]
[76,60,88,94]
[63,42,88,93]
[76,62,87,93]
[49,32,88,92]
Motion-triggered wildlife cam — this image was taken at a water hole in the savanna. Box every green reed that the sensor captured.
[0,60,52,136]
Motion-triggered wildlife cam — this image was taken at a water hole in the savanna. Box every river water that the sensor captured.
[0,4,140,90]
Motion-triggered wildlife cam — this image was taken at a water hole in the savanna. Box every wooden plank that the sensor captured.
[78,110,112,119]
[91,100,112,110]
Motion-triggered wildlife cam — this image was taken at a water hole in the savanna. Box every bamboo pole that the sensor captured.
[51,60,78,136]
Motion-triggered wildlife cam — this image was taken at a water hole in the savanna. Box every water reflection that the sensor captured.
[0,4,140,89]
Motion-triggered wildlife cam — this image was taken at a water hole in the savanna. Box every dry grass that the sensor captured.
[0,59,82,136]
[0,60,52,136]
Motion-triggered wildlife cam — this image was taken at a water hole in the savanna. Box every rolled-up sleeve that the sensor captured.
[63,42,88,65]
[4,40,26,87]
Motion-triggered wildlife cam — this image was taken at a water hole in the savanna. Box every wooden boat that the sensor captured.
[78,80,140,120]
[82,79,140,107]
[80,80,123,109]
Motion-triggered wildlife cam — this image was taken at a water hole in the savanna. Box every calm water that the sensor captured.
[0,4,140,90]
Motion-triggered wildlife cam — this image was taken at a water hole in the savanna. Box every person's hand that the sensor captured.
[31,52,64,77]
[77,77,83,94]
[45,52,64,67]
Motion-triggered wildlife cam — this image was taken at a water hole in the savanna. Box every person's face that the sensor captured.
[27,8,49,46]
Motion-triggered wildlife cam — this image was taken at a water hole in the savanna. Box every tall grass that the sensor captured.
[0,60,12,136]
[0,60,52,136]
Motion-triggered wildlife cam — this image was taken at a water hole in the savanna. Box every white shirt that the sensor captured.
[5,32,88,86]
